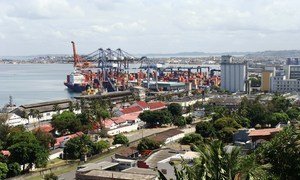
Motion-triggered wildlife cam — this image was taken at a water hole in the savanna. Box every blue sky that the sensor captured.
[0,0,300,56]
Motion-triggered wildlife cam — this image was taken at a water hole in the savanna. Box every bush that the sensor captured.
[137,138,161,152]
[196,121,215,138]
[113,134,129,145]
[173,116,187,127]
[180,133,203,145]
[44,172,58,180]
[186,116,193,124]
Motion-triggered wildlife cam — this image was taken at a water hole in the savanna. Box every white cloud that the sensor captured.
[0,0,300,55]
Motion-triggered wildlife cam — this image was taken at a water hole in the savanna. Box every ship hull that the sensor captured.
[64,82,86,93]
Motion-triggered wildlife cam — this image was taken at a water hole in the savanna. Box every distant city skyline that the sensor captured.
[0,0,300,56]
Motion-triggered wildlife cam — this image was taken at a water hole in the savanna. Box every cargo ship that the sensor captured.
[64,71,88,92]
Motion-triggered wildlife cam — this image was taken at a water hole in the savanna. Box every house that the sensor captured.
[115,147,139,160]
[10,99,81,125]
[33,124,54,133]
[151,129,185,144]
[103,113,140,136]
[116,101,166,116]
[248,128,282,148]
[76,161,119,174]
[157,151,199,180]
[5,113,26,126]
[112,157,137,171]
[76,169,158,180]
[147,101,166,111]
[55,132,83,148]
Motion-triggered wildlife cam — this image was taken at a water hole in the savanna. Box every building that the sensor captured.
[287,65,300,79]
[157,151,199,180]
[220,55,247,92]
[261,67,275,92]
[248,128,282,148]
[286,58,300,65]
[151,129,184,145]
[271,74,300,93]
[9,99,81,125]
[76,169,158,180]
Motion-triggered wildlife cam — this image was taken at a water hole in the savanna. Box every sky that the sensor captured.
[0,0,300,56]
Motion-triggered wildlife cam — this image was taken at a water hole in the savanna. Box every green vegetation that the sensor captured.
[44,172,58,180]
[138,110,172,127]
[180,133,203,145]
[112,134,129,145]
[167,103,183,116]
[64,135,109,160]
[137,138,161,152]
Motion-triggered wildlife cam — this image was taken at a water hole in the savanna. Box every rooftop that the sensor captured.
[122,167,158,176]
[77,161,119,172]
[248,128,282,137]
[145,148,180,168]
[78,169,157,180]
[151,129,184,143]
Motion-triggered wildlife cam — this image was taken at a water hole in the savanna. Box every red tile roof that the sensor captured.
[148,102,166,110]
[103,119,115,128]
[136,101,149,109]
[55,132,83,147]
[34,124,54,133]
[121,106,143,114]
[1,150,10,156]
[248,128,282,137]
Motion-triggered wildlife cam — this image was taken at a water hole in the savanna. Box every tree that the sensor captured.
[256,126,300,179]
[94,140,110,153]
[6,162,21,178]
[34,129,56,149]
[193,140,241,180]
[139,110,172,127]
[173,116,187,127]
[286,107,300,120]
[267,112,289,127]
[168,103,183,116]
[0,162,8,179]
[7,132,49,170]
[137,138,161,152]
[180,133,203,145]
[113,134,129,145]
[51,111,82,134]
[186,116,193,124]
[268,95,291,113]
[213,117,241,131]
[68,101,74,112]
[64,135,98,159]
[91,100,110,130]
[195,121,215,138]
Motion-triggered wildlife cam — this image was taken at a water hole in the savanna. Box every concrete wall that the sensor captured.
[107,124,138,136]
[221,63,246,92]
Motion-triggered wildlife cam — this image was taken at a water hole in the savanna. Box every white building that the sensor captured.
[271,75,300,93]
[220,55,247,93]
[7,99,81,126]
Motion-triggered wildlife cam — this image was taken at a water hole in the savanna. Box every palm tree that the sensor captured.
[53,104,61,114]
[68,101,74,112]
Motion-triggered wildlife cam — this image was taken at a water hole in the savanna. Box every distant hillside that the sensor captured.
[246,50,300,58]
[140,51,250,57]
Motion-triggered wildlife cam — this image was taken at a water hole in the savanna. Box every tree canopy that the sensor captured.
[113,134,129,145]
[137,138,161,152]
[139,110,172,127]
[51,111,82,134]
[167,103,183,116]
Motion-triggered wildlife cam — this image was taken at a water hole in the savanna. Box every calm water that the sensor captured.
[0,63,220,106]
[0,64,77,106]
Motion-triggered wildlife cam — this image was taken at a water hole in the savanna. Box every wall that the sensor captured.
[107,123,138,136]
